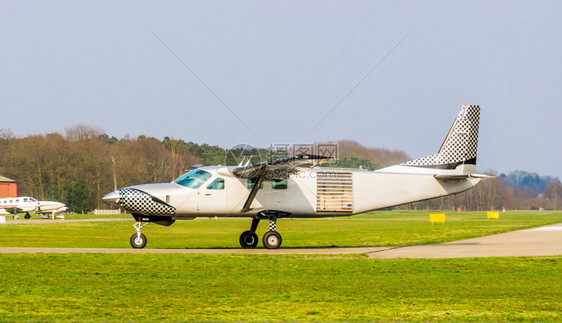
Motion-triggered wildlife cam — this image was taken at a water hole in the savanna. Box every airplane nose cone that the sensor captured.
[102,191,121,203]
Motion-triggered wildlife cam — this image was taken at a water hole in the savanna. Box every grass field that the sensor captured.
[1,211,560,321]
[1,211,561,249]
[0,254,560,321]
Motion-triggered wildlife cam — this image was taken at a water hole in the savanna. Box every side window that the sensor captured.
[207,178,225,190]
[24,198,28,202]
[247,178,263,189]
[272,179,288,190]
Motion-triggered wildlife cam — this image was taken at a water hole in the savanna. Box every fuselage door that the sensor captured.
[197,177,227,215]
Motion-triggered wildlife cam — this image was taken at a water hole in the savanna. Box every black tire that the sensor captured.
[130,233,147,249]
[239,230,259,249]
[262,231,282,249]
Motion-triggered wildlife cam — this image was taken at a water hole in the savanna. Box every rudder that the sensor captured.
[401,104,480,173]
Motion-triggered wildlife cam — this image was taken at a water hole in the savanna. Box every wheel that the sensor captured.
[239,230,259,249]
[130,233,147,249]
[262,231,282,249]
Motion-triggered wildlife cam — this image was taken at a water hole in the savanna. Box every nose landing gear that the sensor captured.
[130,221,148,248]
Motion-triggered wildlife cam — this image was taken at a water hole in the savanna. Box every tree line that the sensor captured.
[0,126,199,213]
[0,127,559,212]
[403,172,561,211]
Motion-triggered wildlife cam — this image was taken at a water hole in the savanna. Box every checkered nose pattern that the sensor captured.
[117,188,176,216]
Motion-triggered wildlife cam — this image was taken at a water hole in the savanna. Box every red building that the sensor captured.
[0,176,17,198]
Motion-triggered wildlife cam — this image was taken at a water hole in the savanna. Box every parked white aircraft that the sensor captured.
[37,200,68,217]
[0,196,39,214]
[104,104,489,249]
[0,196,67,218]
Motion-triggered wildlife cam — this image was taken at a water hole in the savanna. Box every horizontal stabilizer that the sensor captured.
[470,174,495,179]
[434,174,469,180]
[434,173,494,181]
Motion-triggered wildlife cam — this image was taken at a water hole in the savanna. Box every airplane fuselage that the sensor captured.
[117,164,480,221]
[0,196,66,214]
[0,196,39,213]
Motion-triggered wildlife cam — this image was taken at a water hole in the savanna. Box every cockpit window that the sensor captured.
[174,169,212,189]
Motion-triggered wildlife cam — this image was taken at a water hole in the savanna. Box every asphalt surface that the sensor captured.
[0,223,560,258]
[369,222,562,259]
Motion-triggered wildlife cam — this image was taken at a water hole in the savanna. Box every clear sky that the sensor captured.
[1,1,561,179]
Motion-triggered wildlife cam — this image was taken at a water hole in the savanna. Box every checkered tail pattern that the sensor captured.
[402,105,480,168]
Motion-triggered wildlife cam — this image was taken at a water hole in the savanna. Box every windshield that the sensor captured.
[174,169,212,189]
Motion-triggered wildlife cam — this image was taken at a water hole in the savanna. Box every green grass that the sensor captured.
[1,211,560,321]
[0,254,559,321]
[0,211,561,249]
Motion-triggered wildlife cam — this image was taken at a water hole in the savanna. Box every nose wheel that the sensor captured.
[130,232,147,248]
[131,221,148,248]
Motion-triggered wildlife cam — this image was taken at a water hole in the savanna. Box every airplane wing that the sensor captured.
[233,154,333,180]
[232,154,333,212]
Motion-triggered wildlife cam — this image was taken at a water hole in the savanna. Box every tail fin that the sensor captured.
[401,104,480,174]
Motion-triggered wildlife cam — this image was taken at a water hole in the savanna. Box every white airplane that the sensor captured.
[104,104,489,249]
[0,196,67,218]
[0,196,39,214]
[37,200,68,218]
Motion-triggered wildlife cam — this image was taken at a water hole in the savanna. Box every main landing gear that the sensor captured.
[130,221,148,248]
[239,215,283,249]
[239,218,260,249]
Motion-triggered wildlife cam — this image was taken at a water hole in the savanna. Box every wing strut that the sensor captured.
[242,166,266,212]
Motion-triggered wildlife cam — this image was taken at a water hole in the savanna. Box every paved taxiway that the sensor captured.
[369,222,562,259]
[1,223,560,258]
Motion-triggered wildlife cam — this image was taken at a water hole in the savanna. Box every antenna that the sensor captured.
[111,157,117,192]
